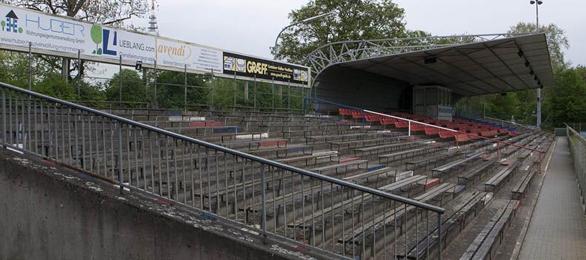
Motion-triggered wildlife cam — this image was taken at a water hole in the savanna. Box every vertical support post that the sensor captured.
[119,55,123,105]
[117,121,124,194]
[209,69,214,110]
[260,164,267,235]
[536,88,542,128]
[184,64,188,112]
[535,2,541,129]
[301,87,305,113]
[271,78,275,112]
[233,72,237,111]
[253,76,257,111]
[77,49,82,97]
[244,81,249,102]
[154,60,158,108]
[437,213,443,260]
[287,82,291,112]
[28,42,32,90]
[408,121,411,136]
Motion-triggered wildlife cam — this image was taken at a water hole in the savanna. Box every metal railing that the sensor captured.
[0,82,445,259]
[567,124,586,213]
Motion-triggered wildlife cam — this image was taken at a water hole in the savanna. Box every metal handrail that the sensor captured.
[313,97,459,133]
[0,82,445,213]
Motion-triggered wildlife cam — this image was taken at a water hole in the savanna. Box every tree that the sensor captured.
[155,71,209,109]
[544,67,586,126]
[272,0,408,64]
[105,69,146,107]
[33,73,77,100]
[9,0,148,25]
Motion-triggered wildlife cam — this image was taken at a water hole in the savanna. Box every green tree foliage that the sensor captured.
[545,66,586,126]
[273,0,408,63]
[156,71,209,109]
[105,69,147,107]
[33,73,77,100]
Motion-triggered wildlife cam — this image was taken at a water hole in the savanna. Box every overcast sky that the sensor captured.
[151,0,584,66]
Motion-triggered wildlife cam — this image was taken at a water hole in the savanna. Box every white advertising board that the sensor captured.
[88,24,156,64]
[0,3,311,87]
[156,38,223,73]
[0,4,156,64]
[0,5,88,55]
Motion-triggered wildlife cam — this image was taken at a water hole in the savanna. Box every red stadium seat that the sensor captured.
[410,123,426,132]
[439,131,457,139]
[455,133,470,143]
[424,127,440,136]
[379,118,396,125]
[364,114,380,123]
[394,120,409,128]
[351,111,365,119]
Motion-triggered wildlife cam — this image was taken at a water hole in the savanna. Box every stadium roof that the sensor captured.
[317,33,554,96]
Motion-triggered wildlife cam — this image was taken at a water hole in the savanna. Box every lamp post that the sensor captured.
[530,0,543,128]
[273,10,336,53]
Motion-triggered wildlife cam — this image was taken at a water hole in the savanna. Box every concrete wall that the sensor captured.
[315,66,412,113]
[0,151,311,260]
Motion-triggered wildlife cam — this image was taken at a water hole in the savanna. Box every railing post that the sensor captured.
[408,121,411,136]
[117,121,124,194]
[261,163,267,237]
[437,213,443,260]
[184,64,188,112]
[118,55,123,106]
[1,89,5,145]
[28,42,32,90]
[77,49,81,96]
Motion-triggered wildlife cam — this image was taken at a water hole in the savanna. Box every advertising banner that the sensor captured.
[0,3,310,86]
[0,4,156,64]
[223,52,309,85]
[87,24,156,64]
[156,38,223,73]
[0,5,88,55]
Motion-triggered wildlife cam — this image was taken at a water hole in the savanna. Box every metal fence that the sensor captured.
[0,82,445,259]
[2,47,308,114]
[567,124,586,212]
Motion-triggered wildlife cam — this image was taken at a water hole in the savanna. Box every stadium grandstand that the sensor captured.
[1,6,585,260]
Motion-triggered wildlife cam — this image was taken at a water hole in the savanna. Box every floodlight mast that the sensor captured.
[530,0,543,128]
[273,10,337,57]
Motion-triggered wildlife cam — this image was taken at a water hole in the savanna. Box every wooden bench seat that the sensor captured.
[343,167,395,183]
[484,162,519,192]
[340,182,455,244]
[457,160,495,184]
[276,151,337,166]
[290,175,427,228]
[432,151,484,177]
[401,191,487,259]
[459,200,519,260]
[378,147,428,163]
[311,159,368,173]
[512,161,539,199]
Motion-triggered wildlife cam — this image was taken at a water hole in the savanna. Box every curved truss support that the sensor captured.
[306,33,529,80]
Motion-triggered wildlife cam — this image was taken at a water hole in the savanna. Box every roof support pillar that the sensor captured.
[536,88,542,128]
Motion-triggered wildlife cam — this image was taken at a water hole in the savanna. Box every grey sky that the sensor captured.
[152,0,584,66]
